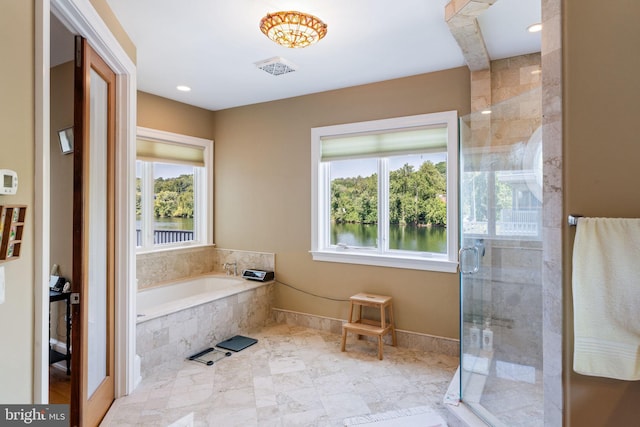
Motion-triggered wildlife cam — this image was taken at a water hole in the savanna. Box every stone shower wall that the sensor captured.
[540,0,563,423]
[462,53,543,368]
[488,53,543,368]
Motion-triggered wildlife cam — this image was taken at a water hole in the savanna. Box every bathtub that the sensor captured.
[137,273,269,322]
[136,273,274,378]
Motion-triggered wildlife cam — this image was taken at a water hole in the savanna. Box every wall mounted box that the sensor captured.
[0,205,27,262]
[0,169,18,195]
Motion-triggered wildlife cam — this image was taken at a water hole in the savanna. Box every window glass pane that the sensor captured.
[135,161,143,247]
[462,171,489,235]
[153,162,195,245]
[87,69,108,396]
[389,153,447,253]
[329,158,378,248]
[495,171,542,237]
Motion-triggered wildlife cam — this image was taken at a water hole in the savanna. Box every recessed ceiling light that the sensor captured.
[527,23,542,33]
[481,110,492,115]
[176,85,191,92]
[531,69,542,75]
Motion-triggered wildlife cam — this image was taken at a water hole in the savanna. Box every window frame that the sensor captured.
[310,111,459,273]
[136,127,214,252]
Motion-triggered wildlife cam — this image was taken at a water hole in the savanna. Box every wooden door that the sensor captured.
[71,35,116,427]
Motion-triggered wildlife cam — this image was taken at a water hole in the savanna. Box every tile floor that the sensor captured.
[101,322,458,426]
[478,373,543,426]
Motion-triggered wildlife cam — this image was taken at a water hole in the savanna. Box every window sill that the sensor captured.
[310,250,459,273]
[136,242,215,256]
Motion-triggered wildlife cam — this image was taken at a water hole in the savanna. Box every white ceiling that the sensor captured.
[57,0,540,111]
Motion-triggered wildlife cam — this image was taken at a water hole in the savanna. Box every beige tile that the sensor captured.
[102,323,459,426]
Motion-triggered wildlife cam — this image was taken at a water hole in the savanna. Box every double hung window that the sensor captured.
[311,111,458,272]
[136,127,213,251]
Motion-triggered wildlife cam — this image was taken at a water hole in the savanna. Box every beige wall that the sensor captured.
[50,61,74,281]
[213,68,470,338]
[137,91,215,141]
[0,0,35,403]
[49,61,74,344]
[564,0,640,425]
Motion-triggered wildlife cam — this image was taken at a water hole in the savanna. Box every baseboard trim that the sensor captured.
[272,307,459,357]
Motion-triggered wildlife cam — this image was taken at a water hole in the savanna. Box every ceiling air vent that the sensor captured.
[255,57,297,76]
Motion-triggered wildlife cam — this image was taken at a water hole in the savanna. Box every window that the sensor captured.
[461,127,543,240]
[311,111,458,272]
[136,127,213,251]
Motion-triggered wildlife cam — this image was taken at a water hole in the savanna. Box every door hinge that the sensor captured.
[70,292,80,305]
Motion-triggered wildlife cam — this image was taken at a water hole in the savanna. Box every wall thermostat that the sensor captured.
[0,170,18,195]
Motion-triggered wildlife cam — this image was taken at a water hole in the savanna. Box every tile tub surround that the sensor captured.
[136,246,275,290]
[103,323,459,427]
[215,248,275,278]
[137,274,270,323]
[137,282,274,378]
[137,245,218,289]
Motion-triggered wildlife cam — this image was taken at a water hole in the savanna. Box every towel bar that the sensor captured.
[568,214,582,226]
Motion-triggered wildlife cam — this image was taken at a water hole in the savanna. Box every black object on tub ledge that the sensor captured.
[241,269,275,282]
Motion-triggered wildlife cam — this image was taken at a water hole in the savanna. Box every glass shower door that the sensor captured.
[459,89,544,426]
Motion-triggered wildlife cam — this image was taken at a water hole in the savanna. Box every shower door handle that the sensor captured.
[459,246,480,274]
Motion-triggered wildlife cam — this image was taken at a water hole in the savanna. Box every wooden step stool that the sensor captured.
[341,293,397,360]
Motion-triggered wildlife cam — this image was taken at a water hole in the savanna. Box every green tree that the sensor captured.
[151,174,194,218]
[332,160,448,228]
[330,174,378,224]
[135,177,142,218]
[424,197,447,226]
[154,191,178,218]
[175,191,194,217]
[462,172,487,223]
[389,161,446,226]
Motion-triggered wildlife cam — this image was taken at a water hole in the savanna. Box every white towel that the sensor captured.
[573,217,640,380]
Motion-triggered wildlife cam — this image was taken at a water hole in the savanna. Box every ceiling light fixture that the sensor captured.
[527,23,542,33]
[176,85,191,92]
[259,11,327,49]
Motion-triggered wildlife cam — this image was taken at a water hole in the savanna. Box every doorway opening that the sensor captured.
[48,12,74,404]
[35,0,137,410]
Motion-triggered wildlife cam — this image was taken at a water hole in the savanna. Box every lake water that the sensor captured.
[331,223,447,253]
[136,216,194,231]
[137,218,447,254]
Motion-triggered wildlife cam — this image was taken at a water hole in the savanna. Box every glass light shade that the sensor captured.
[260,11,327,48]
